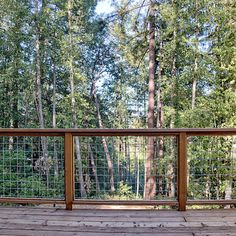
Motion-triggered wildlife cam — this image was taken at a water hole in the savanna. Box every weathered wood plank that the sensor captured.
[0,229,193,236]
[183,210,236,217]
[0,208,236,217]
[0,214,186,222]
[194,234,236,236]
[0,207,236,235]
[0,229,77,236]
[0,218,45,225]
[0,208,184,216]
[45,220,236,228]
[0,207,58,214]
[186,216,236,222]
[0,223,236,234]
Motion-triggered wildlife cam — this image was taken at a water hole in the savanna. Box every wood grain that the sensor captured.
[178,132,187,211]
[64,133,74,210]
[0,207,235,235]
[0,128,235,136]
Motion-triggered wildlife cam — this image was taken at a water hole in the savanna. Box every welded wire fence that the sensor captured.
[0,129,236,210]
[188,136,236,201]
[74,136,178,201]
[0,136,64,199]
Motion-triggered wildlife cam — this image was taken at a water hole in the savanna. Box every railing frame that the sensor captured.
[0,128,236,211]
[64,132,74,210]
[178,132,187,211]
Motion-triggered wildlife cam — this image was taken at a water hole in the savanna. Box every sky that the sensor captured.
[96,0,114,14]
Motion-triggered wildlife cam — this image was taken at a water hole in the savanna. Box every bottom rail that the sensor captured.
[73,200,178,206]
[0,198,65,205]
[187,200,236,205]
[1,198,236,208]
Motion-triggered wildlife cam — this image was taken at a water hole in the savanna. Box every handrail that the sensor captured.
[0,128,236,211]
[0,128,235,136]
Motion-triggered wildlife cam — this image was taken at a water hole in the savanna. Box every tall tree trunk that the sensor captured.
[117,139,121,183]
[168,0,178,198]
[74,136,86,198]
[192,0,200,110]
[88,143,100,194]
[224,180,232,209]
[9,34,20,150]
[52,63,56,129]
[134,137,140,198]
[92,80,115,193]
[224,141,236,208]
[121,140,127,181]
[191,57,198,109]
[205,175,210,199]
[216,174,219,199]
[156,39,164,196]
[68,0,86,198]
[34,0,49,187]
[125,138,130,183]
[144,2,156,200]
[170,0,177,126]
[52,62,58,177]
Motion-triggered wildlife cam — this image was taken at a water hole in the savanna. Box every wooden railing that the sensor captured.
[0,128,236,211]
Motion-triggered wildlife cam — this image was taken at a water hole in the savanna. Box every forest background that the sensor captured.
[0,0,236,202]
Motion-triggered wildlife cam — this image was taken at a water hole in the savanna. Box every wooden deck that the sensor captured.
[0,207,236,235]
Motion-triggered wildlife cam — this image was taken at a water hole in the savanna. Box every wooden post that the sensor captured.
[64,132,74,210]
[178,132,187,211]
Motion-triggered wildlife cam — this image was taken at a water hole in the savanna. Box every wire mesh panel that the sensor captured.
[74,136,177,201]
[187,136,236,201]
[0,136,64,199]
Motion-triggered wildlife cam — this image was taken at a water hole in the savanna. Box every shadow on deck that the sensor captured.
[0,206,236,235]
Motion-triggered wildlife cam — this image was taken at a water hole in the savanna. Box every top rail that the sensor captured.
[0,128,235,136]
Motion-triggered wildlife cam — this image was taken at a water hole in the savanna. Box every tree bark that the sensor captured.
[191,57,198,109]
[192,0,200,110]
[92,80,115,193]
[144,2,156,200]
[224,141,236,208]
[34,0,49,187]
[52,63,56,129]
[52,62,58,177]
[68,0,86,198]
[134,137,140,198]
[224,180,232,209]
[125,138,130,183]
[156,38,164,196]
[167,0,178,199]
[74,136,86,198]
[88,143,100,194]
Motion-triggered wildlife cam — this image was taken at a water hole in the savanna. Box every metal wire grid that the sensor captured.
[187,136,236,200]
[0,136,64,199]
[74,136,177,200]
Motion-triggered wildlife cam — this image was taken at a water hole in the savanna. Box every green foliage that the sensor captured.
[98,181,141,200]
[0,0,235,202]
[0,148,64,199]
[116,181,137,199]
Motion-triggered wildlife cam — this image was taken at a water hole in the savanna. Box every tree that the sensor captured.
[0,0,235,202]
[144,1,157,200]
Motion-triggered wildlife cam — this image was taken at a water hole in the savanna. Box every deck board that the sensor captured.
[0,207,235,235]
